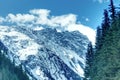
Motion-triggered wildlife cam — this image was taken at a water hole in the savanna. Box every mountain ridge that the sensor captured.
[0,25,90,80]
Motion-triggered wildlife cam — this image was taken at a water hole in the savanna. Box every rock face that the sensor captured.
[0,26,89,80]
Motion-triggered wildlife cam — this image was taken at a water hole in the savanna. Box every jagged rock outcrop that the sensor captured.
[0,26,89,80]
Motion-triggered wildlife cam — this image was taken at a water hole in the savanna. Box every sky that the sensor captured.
[0,0,119,44]
[0,0,119,29]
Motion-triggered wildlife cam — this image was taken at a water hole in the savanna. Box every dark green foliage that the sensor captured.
[91,18,120,80]
[102,9,110,37]
[84,0,120,80]
[96,26,102,50]
[84,42,94,80]
[0,49,29,80]
[109,0,116,20]
[96,9,110,51]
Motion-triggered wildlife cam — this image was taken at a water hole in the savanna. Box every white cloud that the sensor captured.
[0,17,5,23]
[85,18,90,22]
[30,9,51,25]
[30,9,50,16]
[98,0,103,3]
[0,9,96,44]
[7,13,35,23]
[93,0,108,3]
[51,14,77,26]
[67,24,96,44]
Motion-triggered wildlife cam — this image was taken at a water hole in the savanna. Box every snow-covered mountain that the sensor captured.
[0,25,89,80]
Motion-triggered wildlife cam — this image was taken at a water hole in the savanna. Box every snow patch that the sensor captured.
[33,27,44,31]
[0,26,41,60]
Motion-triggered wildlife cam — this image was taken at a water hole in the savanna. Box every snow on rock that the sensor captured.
[30,28,89,79]
[0,26,41,60]
[33,26,44,31]
[0,25,89,80]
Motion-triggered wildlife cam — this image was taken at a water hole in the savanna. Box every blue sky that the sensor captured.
[0,0,119,29]
[0,0,119,44]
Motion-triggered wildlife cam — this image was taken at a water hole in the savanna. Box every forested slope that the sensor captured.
[84,0,120,80]
[91,17,120,80]
[0,49,29,80]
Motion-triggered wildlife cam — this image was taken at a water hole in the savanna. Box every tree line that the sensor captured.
[84,0,120,80]
[0,46,29,80]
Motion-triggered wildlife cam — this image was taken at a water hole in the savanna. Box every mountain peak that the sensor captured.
[0,25,89,80]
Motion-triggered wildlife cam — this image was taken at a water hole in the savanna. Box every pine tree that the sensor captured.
[90,1,120,80]
[102,9,110,37]
[109,0,116,20]
[96,26,102,50]
[84,42,94,80]
[0,48,29,80]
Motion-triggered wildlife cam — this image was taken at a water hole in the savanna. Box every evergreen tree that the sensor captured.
[0,49,29,80]
[89,2,120,80]
[102,9,110,37]
[96,26,102,50]
[109,0,116,20]
[84,42,94,80]
[91,17,120,80]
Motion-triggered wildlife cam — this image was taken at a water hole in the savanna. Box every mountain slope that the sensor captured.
[0,46,29,80]
[0,25,89,80]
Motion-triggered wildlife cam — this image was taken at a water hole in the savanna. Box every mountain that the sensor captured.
[0,25,89,80]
